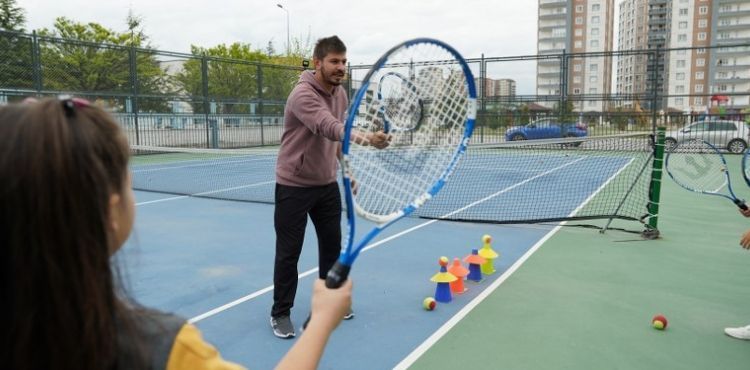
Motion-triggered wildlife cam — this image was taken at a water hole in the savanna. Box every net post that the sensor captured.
[644,126,666,239]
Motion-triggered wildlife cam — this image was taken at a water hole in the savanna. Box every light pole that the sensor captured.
[276,4,290,54]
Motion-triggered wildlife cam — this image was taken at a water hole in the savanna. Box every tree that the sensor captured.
[554,99,576,122]
[0,0,32,91]
[175,42,302,115]
[37,17,171,112]
[0,0,25,32]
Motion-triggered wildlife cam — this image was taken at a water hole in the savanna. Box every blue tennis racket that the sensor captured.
[742,149,750,187]
[666,139,747,210]
[376,71,423,132]
[327,38,477,288]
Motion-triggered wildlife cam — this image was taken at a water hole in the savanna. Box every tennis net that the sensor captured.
[131,132,657,230]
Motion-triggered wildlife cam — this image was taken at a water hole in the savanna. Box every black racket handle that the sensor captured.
[735,199,748,211]
[302,262,351,330]
[325,261,350,289]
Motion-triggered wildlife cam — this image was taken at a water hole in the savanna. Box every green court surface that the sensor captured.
[407,155,750,370]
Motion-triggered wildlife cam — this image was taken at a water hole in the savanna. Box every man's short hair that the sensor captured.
[313,36,346,61]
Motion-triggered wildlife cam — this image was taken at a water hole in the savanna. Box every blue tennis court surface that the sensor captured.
[122,151,638,369]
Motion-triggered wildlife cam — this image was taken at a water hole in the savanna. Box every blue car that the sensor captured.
[505,120,588,141]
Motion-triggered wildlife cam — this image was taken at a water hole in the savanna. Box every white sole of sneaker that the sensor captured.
[270,317,296,339]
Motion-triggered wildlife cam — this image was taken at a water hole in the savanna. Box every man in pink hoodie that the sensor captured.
[271,36,389,339]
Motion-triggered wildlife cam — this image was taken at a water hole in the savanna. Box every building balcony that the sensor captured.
[715,76,750,83]
[718,10,750,17]
[716,23,750,31]
[537,71,561,77]
[716,63,750,69]
[717,36,750,44]
[539,12,567,20]
[539,0,567,8]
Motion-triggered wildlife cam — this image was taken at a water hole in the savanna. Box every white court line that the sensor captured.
[392,157,636,369]
[186,156,589,323]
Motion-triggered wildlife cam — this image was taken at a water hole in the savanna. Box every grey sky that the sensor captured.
[17,0,541,92]
[17,1,538,62]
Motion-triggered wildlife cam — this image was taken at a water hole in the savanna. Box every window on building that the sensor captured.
[695,84,704,93]
[592,4,600,11]
[699,19,708,28]
[698,32,707,41]
[589,88,598,94]
[575,17,583,25]
[676,72,685,80]
[676,85,685,94]
[679,8,688,16]
[574,64,582,72]
[590,39,599,47]
[696,58,705,67]
[576,5,584,12]
[589,64,598,72]
[574,76,582,83]
[698,6,708,15]
[694,97,703,106]
[591,28,599,36]
[677,60,686,68]
[575,28,583,36]
[575,40,583,48]
[697,48,706,54]
[573,88,581,94]
[592,16,600,24]
[695,71,704,80]
[678,21,688,29]
[590,75,598,83]
[678,34,687,42]
[675,97,684,105]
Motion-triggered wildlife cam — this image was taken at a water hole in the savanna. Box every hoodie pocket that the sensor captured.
[293,153,305,176]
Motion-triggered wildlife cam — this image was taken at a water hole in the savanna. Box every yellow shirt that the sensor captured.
[166,324,246,370]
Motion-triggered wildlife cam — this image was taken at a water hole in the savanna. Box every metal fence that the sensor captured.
[0,30,299,148]
[2,29,749,150]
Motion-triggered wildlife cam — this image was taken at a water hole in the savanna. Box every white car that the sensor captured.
[664,119,749,153]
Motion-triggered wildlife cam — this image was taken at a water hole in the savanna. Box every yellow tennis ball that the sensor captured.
[482,234,492,244]
[423,297,436,311]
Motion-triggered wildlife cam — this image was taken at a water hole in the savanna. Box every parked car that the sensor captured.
[505,120,588,141]
[664,119,749,153]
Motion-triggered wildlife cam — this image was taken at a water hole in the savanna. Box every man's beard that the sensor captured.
[322,68,345,86]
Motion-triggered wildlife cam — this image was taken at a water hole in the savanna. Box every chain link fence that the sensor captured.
[2,30,749,150]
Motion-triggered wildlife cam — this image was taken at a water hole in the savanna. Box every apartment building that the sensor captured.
[711,0,750,108]
[616,0,649,108]
[537,0,616,111]
[665,0,713,111]
[618,0,750,111]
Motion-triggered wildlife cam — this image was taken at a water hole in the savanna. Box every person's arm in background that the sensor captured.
[274,279,353,370]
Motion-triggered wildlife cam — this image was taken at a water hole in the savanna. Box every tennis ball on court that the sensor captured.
[652,314,668,330]
[423,297,437,311]
[439,256,449,267]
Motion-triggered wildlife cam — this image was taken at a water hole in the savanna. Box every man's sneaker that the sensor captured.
[343,307,354,320]
[271,315,295,339]
[724,325,750,340]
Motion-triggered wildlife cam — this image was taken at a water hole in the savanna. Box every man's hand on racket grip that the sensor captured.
[350,130,392,149]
